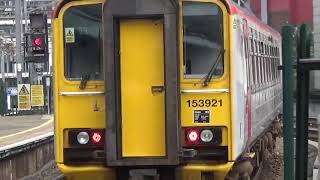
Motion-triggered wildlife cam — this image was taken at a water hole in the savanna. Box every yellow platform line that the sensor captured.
[0,117,53,140]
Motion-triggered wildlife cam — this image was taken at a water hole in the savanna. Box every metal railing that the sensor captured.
[282,24,319,180]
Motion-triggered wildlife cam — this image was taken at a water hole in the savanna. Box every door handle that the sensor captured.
[151,86,165,94]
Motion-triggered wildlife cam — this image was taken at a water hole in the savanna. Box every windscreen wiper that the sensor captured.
[202,49,225,87]
[79,74,90,89]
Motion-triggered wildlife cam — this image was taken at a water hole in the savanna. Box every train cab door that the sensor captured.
[103,0,180,166]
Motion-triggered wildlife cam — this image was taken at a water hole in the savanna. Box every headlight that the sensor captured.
[77,131,89,144]
[200,129,213,142]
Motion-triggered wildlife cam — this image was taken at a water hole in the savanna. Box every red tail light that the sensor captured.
[69,129,105,147]
[92,132,102,144]
[183,127,223,146]
[187,130,199,143]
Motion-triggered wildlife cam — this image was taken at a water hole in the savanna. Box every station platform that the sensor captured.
[0,115,53,148]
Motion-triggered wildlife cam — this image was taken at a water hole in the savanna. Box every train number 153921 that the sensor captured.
[186,99,223,107]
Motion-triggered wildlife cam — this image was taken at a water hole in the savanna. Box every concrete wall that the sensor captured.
[0,141,54,179]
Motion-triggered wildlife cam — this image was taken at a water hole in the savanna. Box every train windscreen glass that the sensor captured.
[63,4,102,80]
[183,2,224,79]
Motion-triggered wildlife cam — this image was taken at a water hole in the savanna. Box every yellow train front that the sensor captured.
[53,0,282,179]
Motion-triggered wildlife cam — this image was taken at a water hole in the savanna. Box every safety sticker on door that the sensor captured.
[194,110,210,123]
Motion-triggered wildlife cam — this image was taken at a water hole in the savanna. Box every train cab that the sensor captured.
[53,0,281,179]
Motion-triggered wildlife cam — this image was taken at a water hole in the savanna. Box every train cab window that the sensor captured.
[183,2,224,79]
[63,4,102,80]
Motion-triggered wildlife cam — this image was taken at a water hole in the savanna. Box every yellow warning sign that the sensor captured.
[19,85,30,95]
[18,84,31,110]
[31,85,44,107]
[65,27,75,43]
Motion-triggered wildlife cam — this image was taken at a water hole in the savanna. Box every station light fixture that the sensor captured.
[34,38,42,47]
[24,13,49,62]
[31,33,46,53]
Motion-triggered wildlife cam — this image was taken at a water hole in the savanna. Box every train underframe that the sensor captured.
[58,114,282,180]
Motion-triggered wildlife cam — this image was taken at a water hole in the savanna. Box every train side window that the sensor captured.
[248,38,253,88]
[258,56,262,86]
[264,44,267,55]
[268,59,271,83]
[250,38,254,52]
[272,58,275,81]
[259,56,263,85]
[252,56,257,86]
[63,4,102,80]
[183,2,224,78]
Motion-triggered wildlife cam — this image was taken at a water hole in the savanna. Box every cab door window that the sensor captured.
[183,2,224,79]
[63,4,102,80]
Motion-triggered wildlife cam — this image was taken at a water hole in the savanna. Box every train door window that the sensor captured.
[183,2,224,79]
[63,4,102,80]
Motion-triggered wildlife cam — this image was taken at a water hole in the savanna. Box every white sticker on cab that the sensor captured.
[65,28,75,43]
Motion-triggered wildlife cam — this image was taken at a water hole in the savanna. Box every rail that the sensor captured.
[293,117,318,142]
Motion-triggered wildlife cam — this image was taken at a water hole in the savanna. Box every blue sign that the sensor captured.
[7,87,18,96]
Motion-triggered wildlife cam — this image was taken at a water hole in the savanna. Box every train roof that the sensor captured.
[53,0,281,38]
[223,0,281,38]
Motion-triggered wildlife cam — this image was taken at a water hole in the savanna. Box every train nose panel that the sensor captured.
[104,0,180,166]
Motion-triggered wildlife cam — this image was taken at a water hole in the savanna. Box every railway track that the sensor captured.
[293,117,319,142]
